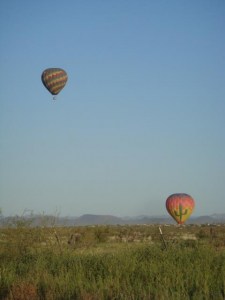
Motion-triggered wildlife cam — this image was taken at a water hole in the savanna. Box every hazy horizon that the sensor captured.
[1,208,225,219]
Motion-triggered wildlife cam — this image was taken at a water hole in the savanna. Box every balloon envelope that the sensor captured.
[41,68,68,96]
[166,193,195,224]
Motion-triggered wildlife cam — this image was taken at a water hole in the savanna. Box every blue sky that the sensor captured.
[0,0,225,217]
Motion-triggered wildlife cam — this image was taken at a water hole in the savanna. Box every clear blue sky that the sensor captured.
[0,0,225,217]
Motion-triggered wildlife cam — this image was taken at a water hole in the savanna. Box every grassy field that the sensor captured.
[0,223,225,299]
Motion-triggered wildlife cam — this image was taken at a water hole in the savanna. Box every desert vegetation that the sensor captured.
[0,221,225,299]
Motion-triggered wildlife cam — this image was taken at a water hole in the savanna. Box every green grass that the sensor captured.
[0,225,225,299]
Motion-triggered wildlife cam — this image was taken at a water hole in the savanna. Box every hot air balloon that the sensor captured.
[41,68,68,99]
[166,193,195,225]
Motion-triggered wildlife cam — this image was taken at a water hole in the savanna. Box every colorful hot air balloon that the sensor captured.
[41,68,68,99]
[166,193,195,225]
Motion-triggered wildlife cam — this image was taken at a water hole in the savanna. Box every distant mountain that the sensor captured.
[191,216,215,224]
[73,214,124,226]
[210,213,225,221]
[0,213,225,227]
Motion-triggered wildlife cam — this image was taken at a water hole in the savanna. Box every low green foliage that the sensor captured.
[0,225,225,299]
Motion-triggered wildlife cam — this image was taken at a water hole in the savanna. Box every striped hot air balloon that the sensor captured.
[166,193,195,225]
[41,68,68,99]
